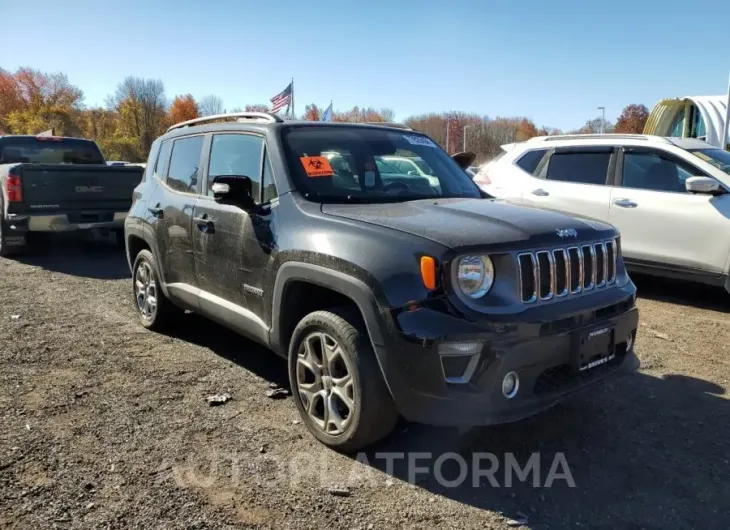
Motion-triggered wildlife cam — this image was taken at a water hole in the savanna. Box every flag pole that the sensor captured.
[290,77,295,120]
[722,72,730,150]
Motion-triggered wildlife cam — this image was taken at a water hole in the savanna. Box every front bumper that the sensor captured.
[374,284,639,427]
[5,211,127,234]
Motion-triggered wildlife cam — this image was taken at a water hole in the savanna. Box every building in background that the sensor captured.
[644,95,730,150]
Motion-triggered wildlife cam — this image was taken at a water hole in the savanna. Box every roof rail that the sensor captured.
[528,133,671,144]
[362,121,412,130]
[167,111,283,132]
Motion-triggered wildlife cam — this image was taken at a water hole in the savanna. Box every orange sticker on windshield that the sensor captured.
[300,156,334,177]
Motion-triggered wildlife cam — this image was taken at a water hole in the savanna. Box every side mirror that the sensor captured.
[212,175,255,208]
[685,176,722,195]
[452,151,476,170]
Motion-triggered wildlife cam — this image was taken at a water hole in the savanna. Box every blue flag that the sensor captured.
[321,102,333,122]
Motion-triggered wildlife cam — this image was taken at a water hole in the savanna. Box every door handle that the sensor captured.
[193,215,215,233]
[613,198,637,208]
[148,205,163,218]
[532,188,549,196]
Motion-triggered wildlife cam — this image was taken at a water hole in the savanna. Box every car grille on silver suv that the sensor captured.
[517,240,617,303]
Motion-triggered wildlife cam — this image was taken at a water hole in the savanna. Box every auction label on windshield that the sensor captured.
[403,134,438,148]
[300,156,334,177]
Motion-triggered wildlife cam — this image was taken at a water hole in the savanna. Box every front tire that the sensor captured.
[288,308,398,452]
[132,249,182,330]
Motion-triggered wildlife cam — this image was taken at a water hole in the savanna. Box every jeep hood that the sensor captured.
[321,198,615,250]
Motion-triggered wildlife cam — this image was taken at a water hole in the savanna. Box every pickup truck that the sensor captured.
[0,135,144,256]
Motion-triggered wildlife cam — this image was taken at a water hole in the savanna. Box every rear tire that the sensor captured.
[288,307,398,452]
[132,249,182,330]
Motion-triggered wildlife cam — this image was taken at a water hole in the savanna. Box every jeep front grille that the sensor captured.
[518,240,617,303]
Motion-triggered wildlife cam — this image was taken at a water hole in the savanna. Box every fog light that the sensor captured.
[625,332,634,352]
[502,371,519,399]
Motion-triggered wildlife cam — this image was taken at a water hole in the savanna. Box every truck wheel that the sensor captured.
[132,249,182,330]
[288,308,398,452]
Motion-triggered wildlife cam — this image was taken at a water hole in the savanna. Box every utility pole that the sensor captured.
[597,106,606,134]
[722,73,730,150]
[445,120,450,154]
[463,125,471,151]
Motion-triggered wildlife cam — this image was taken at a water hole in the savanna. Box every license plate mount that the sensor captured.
[575,325,615,372]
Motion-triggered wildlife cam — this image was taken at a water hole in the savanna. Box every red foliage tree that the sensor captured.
[168,94,199,125]
[615,104,650,134]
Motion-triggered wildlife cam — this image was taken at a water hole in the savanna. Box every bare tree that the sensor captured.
[198,95,224,116]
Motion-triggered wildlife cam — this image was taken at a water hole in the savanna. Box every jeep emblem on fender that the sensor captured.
[556,228,578,238]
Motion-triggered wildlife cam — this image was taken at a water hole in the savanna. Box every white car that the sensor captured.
[475,134,730,292]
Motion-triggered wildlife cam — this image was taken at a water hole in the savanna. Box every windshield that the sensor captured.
[0,137,105,165]
[281,126,481,203]
[690,148,730,175]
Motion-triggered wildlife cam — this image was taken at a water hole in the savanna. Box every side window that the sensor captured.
[167,136,204,193]
[262,155,278,202]
[545,151,611,185]
[622,151,700,193]
[154,140,172,181]
[515,149,547,175]
[208,134,264,201]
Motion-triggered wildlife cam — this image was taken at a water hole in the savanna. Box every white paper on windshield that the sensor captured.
[403,134,438,148]
[363,171,376,187]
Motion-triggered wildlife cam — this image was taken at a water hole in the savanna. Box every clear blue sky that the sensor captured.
[4,0,730,130]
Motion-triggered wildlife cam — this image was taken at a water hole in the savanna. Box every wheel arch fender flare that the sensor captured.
[270,262,392,391]
[125,222,171,298]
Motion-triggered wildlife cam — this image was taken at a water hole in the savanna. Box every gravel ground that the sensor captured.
[1,235,728,529]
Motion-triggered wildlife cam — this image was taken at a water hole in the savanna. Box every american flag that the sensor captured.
[270,82,293,113]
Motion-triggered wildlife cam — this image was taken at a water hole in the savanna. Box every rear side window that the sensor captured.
[546,151,611,185]
[167,136,204,194]
[515,149,547,175]
[154,140,172,181]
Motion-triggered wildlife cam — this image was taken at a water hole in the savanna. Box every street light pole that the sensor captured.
[463,125,471,151]
[597,106,606,134]
[446,120,450,154]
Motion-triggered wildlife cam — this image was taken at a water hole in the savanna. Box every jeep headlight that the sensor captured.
[456,255,495,299]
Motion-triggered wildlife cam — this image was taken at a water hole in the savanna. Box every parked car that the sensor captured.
[475,134,730,292]
[377,155,441,188]
[0,135,145,256]
[125,113,639,452]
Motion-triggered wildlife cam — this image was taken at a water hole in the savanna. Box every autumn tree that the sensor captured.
[303,104,320,121]
[198,94,224,116]
[0,68,23,132]
[615,104,649,134]
[2,68,84,136]
[108,76,167,159]
[168,94,199,126]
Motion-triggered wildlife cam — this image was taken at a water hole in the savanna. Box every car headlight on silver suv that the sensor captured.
[456,255,495,299]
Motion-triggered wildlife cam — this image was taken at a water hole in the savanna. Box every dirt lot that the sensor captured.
[1,236,728,529]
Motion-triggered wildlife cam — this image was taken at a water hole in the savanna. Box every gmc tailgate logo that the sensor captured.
[75,185,103,193]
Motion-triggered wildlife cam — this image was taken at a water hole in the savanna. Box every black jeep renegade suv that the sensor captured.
[124,113,639,452]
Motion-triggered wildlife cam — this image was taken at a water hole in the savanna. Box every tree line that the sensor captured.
[0,67,650,163]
